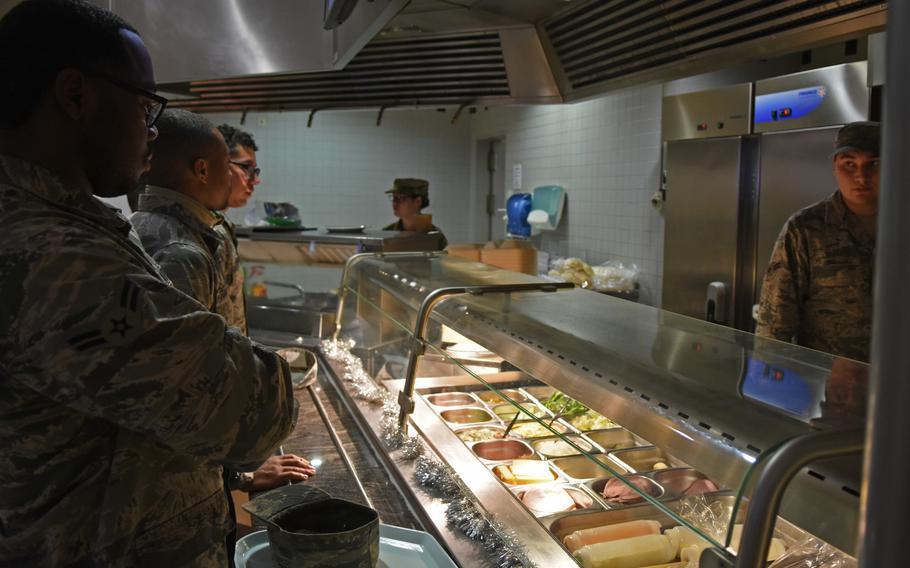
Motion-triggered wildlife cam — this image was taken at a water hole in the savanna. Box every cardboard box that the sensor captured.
[480,240,537,275]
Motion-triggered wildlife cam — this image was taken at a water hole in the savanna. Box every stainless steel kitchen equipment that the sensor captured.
[239,229,440,337]
[661,62,871,332]
[319,253,864,566]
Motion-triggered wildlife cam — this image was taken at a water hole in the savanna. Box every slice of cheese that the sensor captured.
[510,460,552,482]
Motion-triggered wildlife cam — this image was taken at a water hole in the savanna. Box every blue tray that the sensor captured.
[235,524,457,568]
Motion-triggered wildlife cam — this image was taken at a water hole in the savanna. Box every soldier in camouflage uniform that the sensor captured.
[132,109,234,316]
[216,123,263,333]
[133,110,315,555]
[384,178,448,250]
[0,2,296,565]
[212,124,317,490]
[757,122,881,363]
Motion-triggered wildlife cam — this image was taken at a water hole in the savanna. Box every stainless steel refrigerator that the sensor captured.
[660,62,869,331]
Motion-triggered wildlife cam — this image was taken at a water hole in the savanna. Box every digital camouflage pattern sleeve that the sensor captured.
[0,155,297,565]
[757,192,874,362]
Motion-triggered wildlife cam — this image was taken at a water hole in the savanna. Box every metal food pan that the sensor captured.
[490,460,563,487]
[491,402,551,422]
[531,435,595,459]
[651,468,722,499]
[565,411,620,432]
[513,483,604,518]
[453,425,507,443]
[607,446,688,474]
[546,493,817,558]
[587,474,666,508]
[545,493,738,543]
[550,455,625,483]
[424,392,482,408]
[508,419,571,439]
[439,407,498,426]
[476,388,529,406]
[584,428,644,452]
[522,385,557,402]
[471,439,536,463]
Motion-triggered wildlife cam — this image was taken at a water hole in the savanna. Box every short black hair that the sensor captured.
[147,109,224,188]
[0,0,139,129]
[217,123,259,155]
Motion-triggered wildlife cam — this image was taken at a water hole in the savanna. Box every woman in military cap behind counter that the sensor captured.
[384,177,448,250]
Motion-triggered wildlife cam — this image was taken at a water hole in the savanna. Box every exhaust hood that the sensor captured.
[89,0,407,82]
[84,0,887,114]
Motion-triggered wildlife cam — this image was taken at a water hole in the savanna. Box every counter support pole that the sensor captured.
[736,429,864,568]
[397,282,573,432]
[859,4,910,566]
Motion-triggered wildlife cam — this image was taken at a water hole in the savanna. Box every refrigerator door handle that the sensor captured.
[705,281,728,324]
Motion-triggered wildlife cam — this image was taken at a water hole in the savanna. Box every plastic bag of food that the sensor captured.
[592,260,639,292]
[548,257,594,288]
[767,537,856,568]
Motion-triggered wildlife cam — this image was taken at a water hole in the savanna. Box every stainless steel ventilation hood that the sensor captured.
[77,0,889,113]
[89,0,407,83]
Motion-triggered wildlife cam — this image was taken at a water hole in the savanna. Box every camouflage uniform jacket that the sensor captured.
[131,186,225,315]
[0,155,297,566]
[214,215,248,333]
[383,219,448,250]
[756,191,875,362]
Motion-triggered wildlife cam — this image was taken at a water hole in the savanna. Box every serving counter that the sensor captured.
[278,252,865,567]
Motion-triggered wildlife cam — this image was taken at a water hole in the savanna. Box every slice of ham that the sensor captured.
[683,478,720,496]
[520,486,576,515]
[601,476,659,504]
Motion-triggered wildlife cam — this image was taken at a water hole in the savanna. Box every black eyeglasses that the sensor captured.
[91,72,168,128]
[388,194,416,203]
[230,161,261,179]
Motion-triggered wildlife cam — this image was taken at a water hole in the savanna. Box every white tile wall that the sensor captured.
[468,86,665,305]
[206,109,475,244]
[208,83,666,306]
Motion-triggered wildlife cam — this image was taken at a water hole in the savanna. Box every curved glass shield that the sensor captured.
[334,253,864,565]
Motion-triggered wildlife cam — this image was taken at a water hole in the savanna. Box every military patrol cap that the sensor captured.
[833,121,880,157]
[243,483,380,568]
[385,177,429,197]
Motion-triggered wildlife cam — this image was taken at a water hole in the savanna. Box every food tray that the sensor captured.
[587,474,666,507]
[491,460,563,487]
[508,419,571,439]
[439,407,498,426]
[235,524,457,567]
[544,492,814,559]
[471,439,536,462]
[453,425,506,443]
[651,468,722,498]
[325,225,366,233]
[513,483,604,517]
[584,428,642,451]
[531,435,595,458]
[491,402,550,421]
[522,385,557,401]
[606,446,688,474]
[550,455,624,483]
[424,392,482,408]
[476,388,528,406]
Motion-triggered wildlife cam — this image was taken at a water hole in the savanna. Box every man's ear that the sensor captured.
[55,68,91,121]
[193,157,209,183]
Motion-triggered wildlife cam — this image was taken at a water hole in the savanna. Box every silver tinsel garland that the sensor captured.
[322,338,530,568]
[321,338,394,405]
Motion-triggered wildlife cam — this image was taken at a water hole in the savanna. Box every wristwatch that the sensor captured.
[229,470,255,492]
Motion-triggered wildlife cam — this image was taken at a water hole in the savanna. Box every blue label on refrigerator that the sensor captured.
[754,85,827,123]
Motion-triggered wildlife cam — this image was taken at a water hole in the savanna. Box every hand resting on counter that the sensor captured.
[249,454,317,491]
